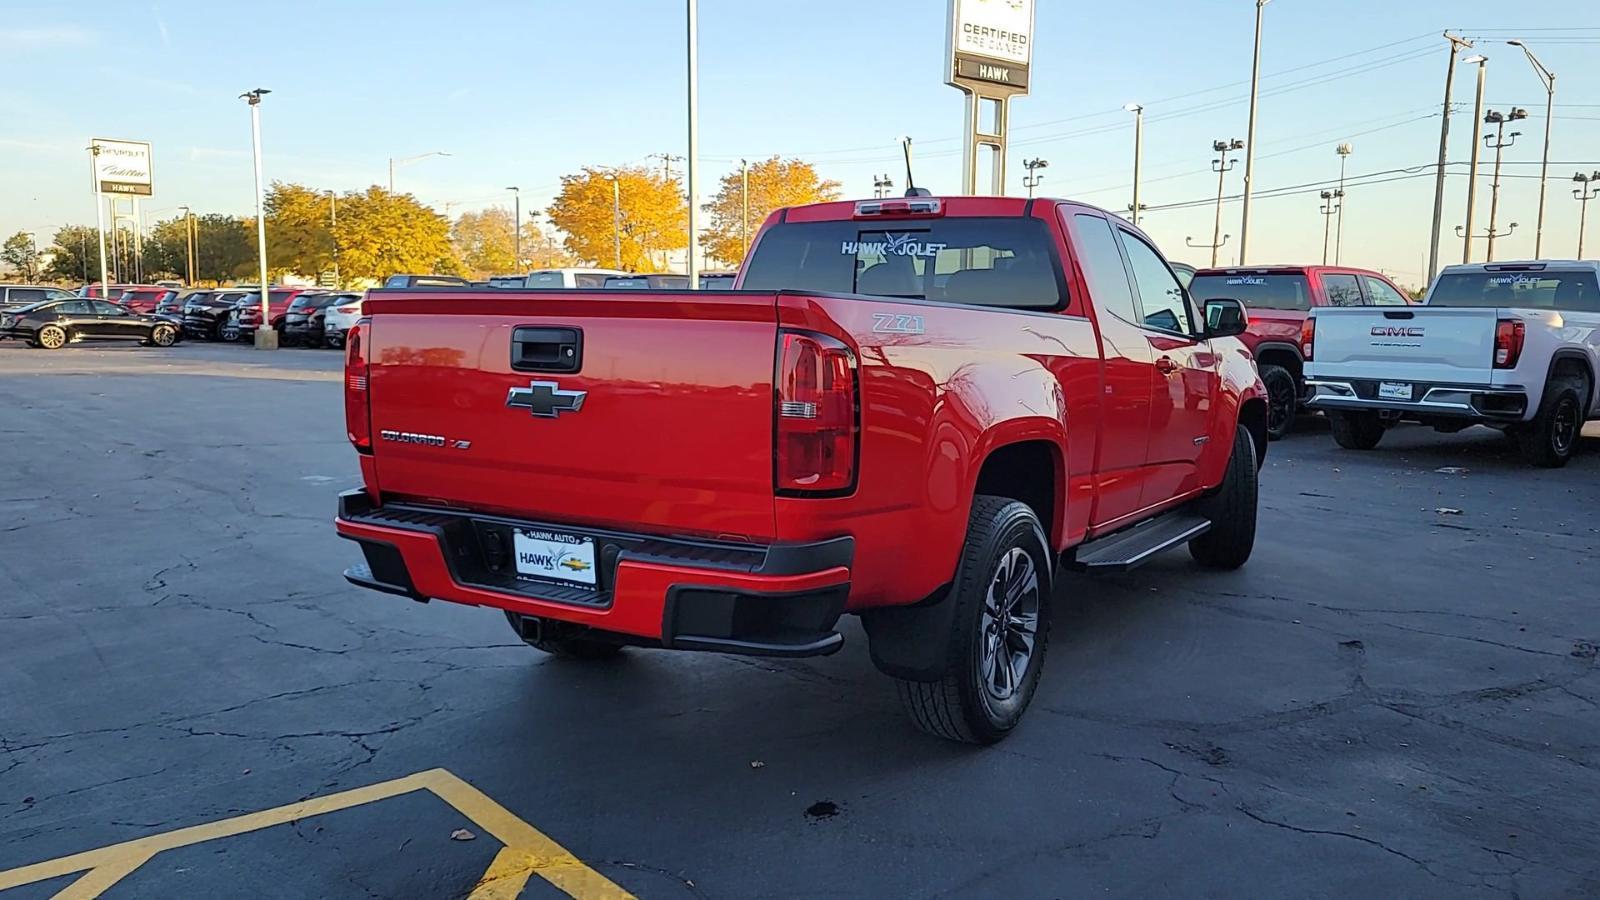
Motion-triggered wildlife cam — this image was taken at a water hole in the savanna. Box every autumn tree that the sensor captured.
[702,157,841,266]
[546,166,686,272]
[334,187,459,283]
[451,208,518,278]
[44,225,101,283]
[265,182,338,279]
[2,231,41,280]
[192,215,257,282]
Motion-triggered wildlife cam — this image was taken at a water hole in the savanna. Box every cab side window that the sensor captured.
[1363,276,1410,306]
[1323,273,1364,307]
[1117,230,1193,334]
[1067,213,1139,326]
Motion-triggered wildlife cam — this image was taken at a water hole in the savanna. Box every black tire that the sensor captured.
[1329,410,1385,450]
[36,325,67,350]
[1261,364,1298,441]
[327,334,344,349]
[1517,377,1585,468]
[895,496,1052,744]
[148,324,178,347]
[1188,425,1259,569]
[503,611,624,660]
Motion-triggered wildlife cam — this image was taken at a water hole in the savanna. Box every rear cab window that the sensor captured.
[741,216,1065,310]
[1189,273,1311,311]
[1428,269,1600,312]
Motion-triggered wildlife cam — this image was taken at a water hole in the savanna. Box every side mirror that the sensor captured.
[1204,298,1249,338]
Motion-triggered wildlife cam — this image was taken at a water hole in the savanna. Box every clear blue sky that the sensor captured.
[3,0,1598,288]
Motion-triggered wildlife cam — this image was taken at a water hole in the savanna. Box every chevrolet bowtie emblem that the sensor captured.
[506,380,587,418]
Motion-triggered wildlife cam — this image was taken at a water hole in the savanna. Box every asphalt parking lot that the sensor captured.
[3,340,1599,899]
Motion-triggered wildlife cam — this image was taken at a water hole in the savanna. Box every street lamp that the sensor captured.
[1508,40,1556,258]
[1205,139,1245,267]
[1574,171,1600,259]
[1483,107,1527,261]
[1318,190,1343,265]
[1238,0,1271,264]
[177,205,196,285]
[686,0,700,288]
[1124,103,1144,226]
[506,186,521,270]
[240,87,274,350]
[325,191,339,287]
[1335,143,1353,265]
[603,173,622,269]
[387,151,450,193]
[1461,55,1488,263]
[872,174,894,199]
[1022,158,1049,198]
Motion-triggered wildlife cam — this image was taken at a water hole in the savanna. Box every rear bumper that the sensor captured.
[1305,378,1528,422]
[334,489,853,657]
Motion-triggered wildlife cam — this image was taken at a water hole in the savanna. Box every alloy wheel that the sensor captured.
[979,547,1041,702]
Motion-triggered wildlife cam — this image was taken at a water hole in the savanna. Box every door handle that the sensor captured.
[1155,357,1179,374]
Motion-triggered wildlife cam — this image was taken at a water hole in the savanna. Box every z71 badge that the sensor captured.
[872,313,925,335]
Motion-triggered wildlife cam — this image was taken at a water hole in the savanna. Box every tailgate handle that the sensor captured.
[1382,311,1415,319]
[511,326,582,373]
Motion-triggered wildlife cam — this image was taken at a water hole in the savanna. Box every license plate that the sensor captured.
[513,529,598,586]
[1378,382,1414,400]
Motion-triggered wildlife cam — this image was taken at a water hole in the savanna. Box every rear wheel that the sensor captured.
[503,611,624,660]
[895,495,1052,744]
[1329,410,1385,450]
[1189,425,1259,569]
[1518,378,1585,468]
[36,325,67,350]
[148,324,178,347]
[1261,364,1298,440]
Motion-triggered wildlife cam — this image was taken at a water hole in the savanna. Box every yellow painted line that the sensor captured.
[0,768,633,900]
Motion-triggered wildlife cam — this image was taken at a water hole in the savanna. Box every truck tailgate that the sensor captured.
[1310,306,1499,384]
[364,292,779,541]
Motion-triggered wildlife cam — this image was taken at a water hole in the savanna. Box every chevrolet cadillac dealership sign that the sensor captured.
[90,138,154,196]
[946,0,1035,93]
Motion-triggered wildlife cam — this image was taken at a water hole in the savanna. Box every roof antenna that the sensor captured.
[901,136,930,197]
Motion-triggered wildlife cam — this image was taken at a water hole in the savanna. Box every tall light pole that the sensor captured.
[241,88,275,350]
[1484,108,1527,262]
[1428,34,1473,284]
[1124,103,1144,225]
[1508,41,1555,259]
[685,0,700,287]
[1334,143,1352,264]
[1238,0,1270,264]
[1462,55,1488,264]
[388,151,449,193]
[740,159,751,260]
[88,144,109,293]
[604,173,622,269]
[1203,139,1244,267]
[178,205,194,285]
[1022,158,1049,198]
[872,174,894,199]
[506,186,521,270]
[326,191,339,287]
[1573,172,1599,259]
[1319,190,1342,265]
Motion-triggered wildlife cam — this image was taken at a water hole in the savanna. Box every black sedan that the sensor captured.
[0,298,182,349]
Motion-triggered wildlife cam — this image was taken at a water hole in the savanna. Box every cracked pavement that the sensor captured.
[2,342,1600,898]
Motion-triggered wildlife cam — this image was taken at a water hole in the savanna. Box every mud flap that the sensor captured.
[859,585,958,682]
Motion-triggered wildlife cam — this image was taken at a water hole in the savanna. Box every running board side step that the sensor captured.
[1065,514,1211,572]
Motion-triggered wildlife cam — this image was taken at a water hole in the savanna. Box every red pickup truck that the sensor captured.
[335,196,1268,743]
[1188,265,1414,438]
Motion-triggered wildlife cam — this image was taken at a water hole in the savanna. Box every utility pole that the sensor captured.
[1508,41,1555,258]
[740,159,750,259]
[648,153,685,181]
[241,87,275,350]
[327,191,339,287]
[1202,139,1244,267]
[1462,55,1488,263]
[1483,108,1527,262]
[178,205,194,285]
[1335,144,1352,264]
[1319,190,1342,265]
[1124,103,1144,226]
[1574,172,1600,259]
[1022,158,1049,198]
[1238,0,1270,264]
[1428,34,1473,283]
[605,173,622,269]
[506,186,521,270]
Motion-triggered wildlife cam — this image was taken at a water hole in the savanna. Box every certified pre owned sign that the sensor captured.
[947,0,1035,94]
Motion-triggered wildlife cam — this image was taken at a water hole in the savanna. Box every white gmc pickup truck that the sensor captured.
[1304,261,1600,467]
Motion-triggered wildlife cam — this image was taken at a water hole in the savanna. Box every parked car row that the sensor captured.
[0,295,182,348]
[177,287,361,348]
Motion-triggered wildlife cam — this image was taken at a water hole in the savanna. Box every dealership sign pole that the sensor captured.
[946,0,1034,195]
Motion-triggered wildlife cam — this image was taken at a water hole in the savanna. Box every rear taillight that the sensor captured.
[1494,318,1525,369]
[1300,317,1315,361]
[335,305,361,314]
[345,317,371,453]
[775,330,857,494]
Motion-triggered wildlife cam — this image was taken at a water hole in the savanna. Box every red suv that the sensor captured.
[1189,265,1414,439]
[117,286,179,314]
[234,288,312,338]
